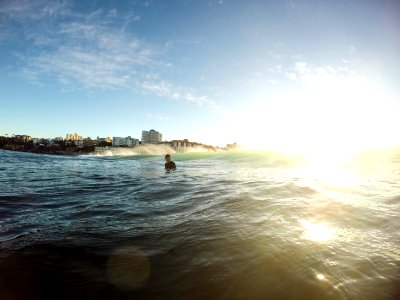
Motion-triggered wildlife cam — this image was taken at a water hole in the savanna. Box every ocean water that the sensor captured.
[0,149,399,300]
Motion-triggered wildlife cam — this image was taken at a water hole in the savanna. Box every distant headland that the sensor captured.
[0,129,240,156]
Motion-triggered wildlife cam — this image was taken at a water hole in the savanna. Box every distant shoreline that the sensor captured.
[0,146,228,157]
[0,136,239,157]
[0,147,91,156]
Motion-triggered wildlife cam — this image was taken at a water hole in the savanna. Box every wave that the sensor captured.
[98,150,306,168]
[94,144,220,157]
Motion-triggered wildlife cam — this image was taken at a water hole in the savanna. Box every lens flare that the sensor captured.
[106,246,151,290]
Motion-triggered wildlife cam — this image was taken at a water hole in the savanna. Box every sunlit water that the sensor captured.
[0,149,399,299]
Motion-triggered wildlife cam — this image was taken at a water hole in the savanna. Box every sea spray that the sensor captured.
[94,144,176,156]
[94,144,225,156]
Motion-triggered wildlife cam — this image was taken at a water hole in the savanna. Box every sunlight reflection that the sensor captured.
[302,160,360,188]
[316,273,326,281]
[301,220,334,242]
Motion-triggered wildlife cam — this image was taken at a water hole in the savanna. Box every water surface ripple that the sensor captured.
[0,150,399,299]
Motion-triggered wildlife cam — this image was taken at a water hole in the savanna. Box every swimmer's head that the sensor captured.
[165,154,171,162]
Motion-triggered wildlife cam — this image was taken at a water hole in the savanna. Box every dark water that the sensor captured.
[0,149,399,299]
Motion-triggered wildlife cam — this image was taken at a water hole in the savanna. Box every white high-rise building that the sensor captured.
[141,129,162,144]
[112,136,139,147]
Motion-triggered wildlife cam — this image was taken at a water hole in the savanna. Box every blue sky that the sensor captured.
[1,0,399,149]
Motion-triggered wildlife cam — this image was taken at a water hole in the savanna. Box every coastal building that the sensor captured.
[66,133,82,141]
[97,136,112,143]
[74,140,84,147]
[32,138,41,144]
[14,135,32,142]
[170,139,194,148]
[141,129,162,144]
[127,137,140,147]
[226,142,240,150]
[112,136,139,147]
[170,139,205,152]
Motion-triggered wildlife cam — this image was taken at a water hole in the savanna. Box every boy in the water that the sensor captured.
[165,154,176,171]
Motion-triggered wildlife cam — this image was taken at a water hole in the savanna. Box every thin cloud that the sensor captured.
[286,1,298,10]
[0,0,69,21]
[286,61,357,85]
[17,20,157,90]
[141,80,215,107]
[1,0,215,107]
[107,8,118,18]
[267,51,285,59]
[132,0,153,7]
[348,45,358,54]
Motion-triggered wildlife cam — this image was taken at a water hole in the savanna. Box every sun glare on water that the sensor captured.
[300,220,335,242]
[298,145,362,188]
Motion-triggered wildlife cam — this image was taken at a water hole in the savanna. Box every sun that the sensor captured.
[228,72,399,157]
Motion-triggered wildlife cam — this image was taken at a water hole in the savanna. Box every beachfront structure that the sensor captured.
[14,135,32,142]
[66,133,82,141]
[141,129,162,144]
[170,139,205,152]
[226,142,240,150]
[97,136,112,143]
[74,140,84,147]
[112,136,139,147]
[170,139,196,148]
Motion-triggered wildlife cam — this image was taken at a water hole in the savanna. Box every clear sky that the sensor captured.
[1,0,399,150]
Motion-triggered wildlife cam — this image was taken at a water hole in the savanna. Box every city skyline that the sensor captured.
[1,0,399,151]
[0,129,222,147]
[0,129,196,143]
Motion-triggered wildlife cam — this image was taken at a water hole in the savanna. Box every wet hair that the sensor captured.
[165,154,171,158]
